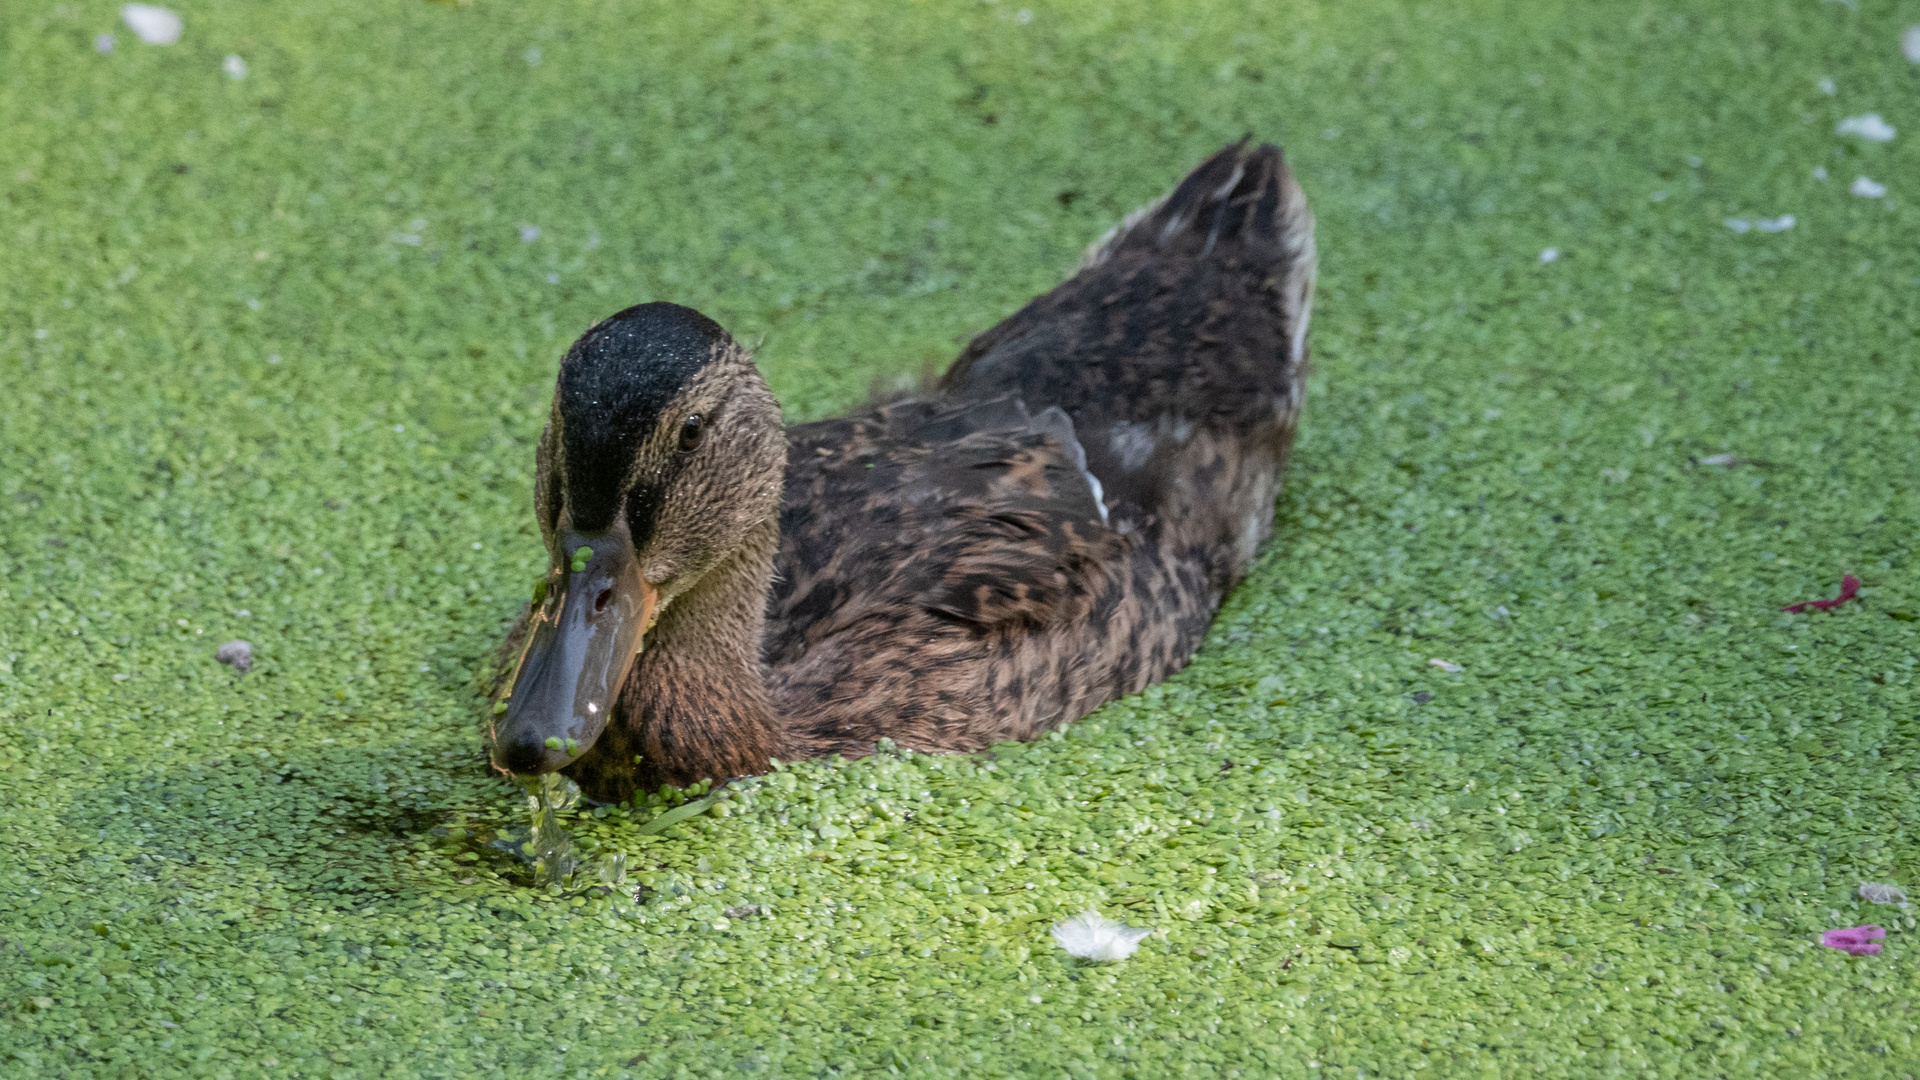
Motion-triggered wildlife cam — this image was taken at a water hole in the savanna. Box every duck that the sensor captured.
[488,140,1317,804]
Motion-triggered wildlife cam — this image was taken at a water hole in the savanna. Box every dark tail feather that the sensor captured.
[1079,140,1312,272]
[941,139,1316,404]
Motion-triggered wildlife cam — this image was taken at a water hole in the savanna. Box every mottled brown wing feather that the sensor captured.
[768,398,1110,658]
[755,142,1315,760]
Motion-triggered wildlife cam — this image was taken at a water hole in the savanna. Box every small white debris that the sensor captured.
[1817,77,1836,95]
[1852,176,1887,199]
[390,233,422,246]
[1428,658,1463,674]
[1812,166,1828,180]
[121,4,182,45]
[524,46,542,66]
[1836,114,1896,142]
[1051,910,1151,962]
[545,272,560,284]
[1697,453,1737,466]
[1903,26,1920,63]
[95,33,115,54]
[215,640,253,674]
[1859,881,1909,907]
[1687,155,1702,168]
[1726,215,1792,233]
[223,54,247,79]
[519,224,542,242]
[1538,247,1560,264]
[266,355,281,365]
[1650,190,1668,202]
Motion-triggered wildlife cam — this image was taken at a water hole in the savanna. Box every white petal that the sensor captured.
[121,4,182,46]
[1859,881,1908,906]
[1537,247,1559,264]
[1817,77,1836,95]
[223,54,248,80]
[1723,218,1751,233]
[1851,176,1887,199]
[519,224,542,242]
[1836,113,1895,142]
[1755,215,1794,233]
[1428,658,1463,673]
[1051,911,1151,962]
[95,33,115,54]
[1903,26,1920,63]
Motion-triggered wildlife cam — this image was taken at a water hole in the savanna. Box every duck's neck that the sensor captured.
[563,517,789,802]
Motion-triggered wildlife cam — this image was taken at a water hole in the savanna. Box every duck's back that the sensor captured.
[767,142,1317,757]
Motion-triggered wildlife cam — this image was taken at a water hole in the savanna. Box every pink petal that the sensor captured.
[1783,574,1862,613]
[1822,925,1887,956]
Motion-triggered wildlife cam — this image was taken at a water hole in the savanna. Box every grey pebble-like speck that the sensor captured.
[215,640,253,673]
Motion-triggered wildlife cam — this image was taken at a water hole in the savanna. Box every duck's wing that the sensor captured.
[766,395,1120,670]
[938,141,1316,526]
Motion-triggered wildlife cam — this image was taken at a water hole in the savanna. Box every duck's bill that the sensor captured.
[490,530,656,776]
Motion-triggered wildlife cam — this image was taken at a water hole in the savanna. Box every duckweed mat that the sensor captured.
[3,1,1918,1076]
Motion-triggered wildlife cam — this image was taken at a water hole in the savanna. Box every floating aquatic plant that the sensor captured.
[518,773,583,888]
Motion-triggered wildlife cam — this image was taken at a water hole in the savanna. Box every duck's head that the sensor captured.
[489,302,786,778]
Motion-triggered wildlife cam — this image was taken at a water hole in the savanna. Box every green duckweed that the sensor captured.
[1,0,1916,1077]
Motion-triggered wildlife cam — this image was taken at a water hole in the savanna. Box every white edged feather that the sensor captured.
[1051,910,1151,962]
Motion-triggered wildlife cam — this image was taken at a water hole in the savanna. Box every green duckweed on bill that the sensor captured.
[2,0,1917,1077]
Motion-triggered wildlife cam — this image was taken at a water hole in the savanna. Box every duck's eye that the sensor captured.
[678,413,705,453]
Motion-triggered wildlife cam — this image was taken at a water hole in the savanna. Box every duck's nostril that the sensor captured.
[593,588,613,613]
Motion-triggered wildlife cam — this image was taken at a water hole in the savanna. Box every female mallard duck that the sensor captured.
[490,141,1316,804]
